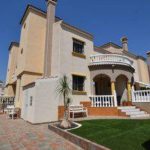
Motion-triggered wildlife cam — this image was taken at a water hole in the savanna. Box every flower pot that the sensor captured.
[122,101,127,106]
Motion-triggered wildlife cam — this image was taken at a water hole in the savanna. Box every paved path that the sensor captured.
[0,115,82,150]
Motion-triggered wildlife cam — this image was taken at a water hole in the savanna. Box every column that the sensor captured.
[111,81,117,107]
[44,0,57,77]
[127,82,131,102]
[111,81,115,95]
[15,77,21,108]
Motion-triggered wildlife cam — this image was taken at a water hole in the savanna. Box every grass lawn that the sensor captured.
[70,119,150,150]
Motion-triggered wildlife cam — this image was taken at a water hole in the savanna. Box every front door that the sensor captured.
[22,90,29,120]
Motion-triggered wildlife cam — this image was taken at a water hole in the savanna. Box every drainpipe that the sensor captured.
[44,0,58,78]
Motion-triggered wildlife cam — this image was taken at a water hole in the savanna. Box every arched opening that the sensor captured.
[93,74,111,95]
[115,75,128,106]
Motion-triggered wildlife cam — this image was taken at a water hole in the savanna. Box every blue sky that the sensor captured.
[0,0,150,81]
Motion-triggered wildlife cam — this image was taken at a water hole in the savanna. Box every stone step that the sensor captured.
[118,106,136,109]
[125,111,146,115]
[130,114,150,118]
[121,109,141,112]
[117,106,150,119]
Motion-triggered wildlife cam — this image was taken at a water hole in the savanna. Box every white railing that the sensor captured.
[89,93,117,107]
[0,96,15,105]
[132,90,150,102]
[90,54,133,67]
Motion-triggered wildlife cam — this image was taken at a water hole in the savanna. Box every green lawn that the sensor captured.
[70,119,150,150]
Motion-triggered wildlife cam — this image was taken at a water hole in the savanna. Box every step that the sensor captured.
[130,114,150,118]
[118,106,136,109]
[117,106,150,118]
[121,109,140,112]
[125,111,146,115]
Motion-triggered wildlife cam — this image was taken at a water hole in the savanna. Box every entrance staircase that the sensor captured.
[118,106,150,118]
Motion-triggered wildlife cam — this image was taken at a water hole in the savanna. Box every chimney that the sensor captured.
[147,51,150,80]
[44,0,57,78]
[121,36,128,51]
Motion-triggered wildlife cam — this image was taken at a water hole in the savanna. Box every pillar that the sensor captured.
[111,81,117,107]
[111,81,115,94]
[127,82,131,101]
[15,77,21,108]
[44,0,57,77]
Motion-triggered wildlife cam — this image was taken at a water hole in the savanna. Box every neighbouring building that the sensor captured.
[5,0,150,123]
[0,81,4,97]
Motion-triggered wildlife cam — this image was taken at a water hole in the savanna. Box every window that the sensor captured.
[73,75,85,91]
[24,23,26,29]
[73,39,84,54]
[21,48,23,54]
[30,96,33,106]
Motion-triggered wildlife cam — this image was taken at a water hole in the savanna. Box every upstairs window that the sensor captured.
[73,39,84,54]
[21,48,23,54]
[73,75,85,91]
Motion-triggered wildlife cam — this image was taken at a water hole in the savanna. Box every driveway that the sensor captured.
[0,115,82,150]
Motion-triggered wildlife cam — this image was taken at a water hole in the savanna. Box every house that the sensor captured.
[5,0,150,123]
[0,81,4,97]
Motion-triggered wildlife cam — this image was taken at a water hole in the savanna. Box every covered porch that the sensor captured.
[89,74,133,107]
[88,53,135,107]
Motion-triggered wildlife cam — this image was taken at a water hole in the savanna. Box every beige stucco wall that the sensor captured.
[13,10,46,108]
[21,73,41,87]
[104,47,123,54]
[137,58,150,83]
[4,85,15,96]
[53,23,94,104]
[24,12,46,74]
[17,11,46,76]
[6,45,19,85]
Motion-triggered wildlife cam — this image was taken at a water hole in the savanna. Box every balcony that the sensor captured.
[90,54,133,67]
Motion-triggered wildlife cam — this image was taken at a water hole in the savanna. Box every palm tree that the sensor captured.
[56,75,71,128]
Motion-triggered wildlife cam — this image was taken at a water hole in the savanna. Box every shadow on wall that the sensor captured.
[142,140,150,150]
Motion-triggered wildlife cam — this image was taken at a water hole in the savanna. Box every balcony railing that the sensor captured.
[132,90,150,102]
[90,54,133,67]
[89,92,117,107]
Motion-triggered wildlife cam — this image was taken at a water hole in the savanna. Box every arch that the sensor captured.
[115,74,128,82]
[93,74,111,95]
[115,74,128,105]
[93,74,111,82]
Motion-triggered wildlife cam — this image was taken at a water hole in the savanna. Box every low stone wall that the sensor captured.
[58,102,128,119]
[48,124,110,150]
[133,102,150,114]
[88,107,127,117]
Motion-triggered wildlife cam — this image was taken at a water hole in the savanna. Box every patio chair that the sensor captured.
[6,105,15,119]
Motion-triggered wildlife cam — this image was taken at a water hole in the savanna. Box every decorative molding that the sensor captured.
[72,90,87,95]
[72,73,86,78]
[17,71,43,77]
[72,52,86,59]
[9,42,19,51]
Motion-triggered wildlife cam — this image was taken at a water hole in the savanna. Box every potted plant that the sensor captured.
[56,75,72,129]
[126,101,132,106]
[122,100,127,106]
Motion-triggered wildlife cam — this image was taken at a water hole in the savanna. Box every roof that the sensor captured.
[98,42,146,60]
[20,5,93,39]
[9,42,19,51]
[94,46,111,54]
[99,42,122,49]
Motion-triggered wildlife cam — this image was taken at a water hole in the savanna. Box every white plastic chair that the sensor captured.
[6,105,15,119]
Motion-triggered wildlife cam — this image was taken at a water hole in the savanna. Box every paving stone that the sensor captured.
[0,114,83,150]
